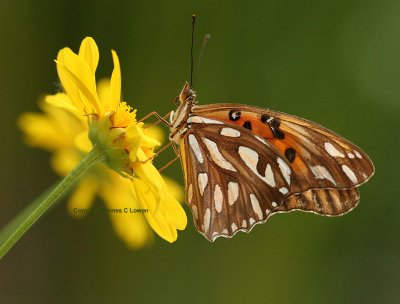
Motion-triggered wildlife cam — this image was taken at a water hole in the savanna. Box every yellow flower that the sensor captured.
[18,37,187,245]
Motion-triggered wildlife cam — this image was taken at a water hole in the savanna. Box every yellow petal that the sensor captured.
[78,37,99,75]
[56,47,103,115]
[51,150,80,176]
[134,163,165,205]
[74,131,92,153]
[132,178,186,243]
[144,209,178,243]
[45,93,82,118]
[108,209,153,249]
[97,78,111,111]
[110,50,121,114]
[67,177,98,217]
[18,100,88,154]
[18,112,65,150]
[160,193,187,230]
[144,125,165,145]
[125,124,143,162]
[56,48,87,113]
[100,175,153,248]
[163,175,185,203]
[126,123,160,162]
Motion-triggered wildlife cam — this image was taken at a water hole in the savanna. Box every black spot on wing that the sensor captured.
[285,148,296,163]
[261,114,270,123]
[269,118,285,139]
[243,120,252,130]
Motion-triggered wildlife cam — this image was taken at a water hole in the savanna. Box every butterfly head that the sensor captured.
[169,82,197,143]
[178,81,197,104]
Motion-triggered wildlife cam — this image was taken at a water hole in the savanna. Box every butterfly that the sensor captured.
[167,82,374,241]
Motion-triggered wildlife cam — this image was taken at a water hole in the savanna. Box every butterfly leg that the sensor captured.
[140,141,179,172]
[158,155,179,173]
[139,111,171,127]
[154,141,173,157]
[171,141,181,158]
[140,141,173,164]
[140,140,180,163]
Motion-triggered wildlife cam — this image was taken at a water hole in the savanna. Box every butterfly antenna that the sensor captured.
[194,33,211,84]
[190,14,196,88]
[189,15,211,88]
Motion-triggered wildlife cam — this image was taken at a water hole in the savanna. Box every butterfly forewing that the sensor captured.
[191,104,374,193]
[180,122,292,241]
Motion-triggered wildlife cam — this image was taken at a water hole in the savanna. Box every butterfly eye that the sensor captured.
[174,96,181,106]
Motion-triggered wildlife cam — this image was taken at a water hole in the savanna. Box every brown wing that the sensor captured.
[179,122,293,241]
[191,103,375,193]
[190,103,373,218]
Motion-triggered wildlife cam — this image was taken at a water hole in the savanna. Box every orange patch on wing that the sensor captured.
[215,112,275,139]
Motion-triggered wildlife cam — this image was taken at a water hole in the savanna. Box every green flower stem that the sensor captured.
[0,146,106,260]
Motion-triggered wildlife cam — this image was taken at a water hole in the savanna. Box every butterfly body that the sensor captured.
[169,82,374,241]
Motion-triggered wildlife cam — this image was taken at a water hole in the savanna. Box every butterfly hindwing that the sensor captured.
[275,188,360,215]
[180,122,292,241]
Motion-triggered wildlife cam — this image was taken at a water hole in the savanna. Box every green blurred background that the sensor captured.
[1,0,399,303]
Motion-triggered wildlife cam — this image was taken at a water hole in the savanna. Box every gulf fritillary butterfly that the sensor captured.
[166,82,374,241]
